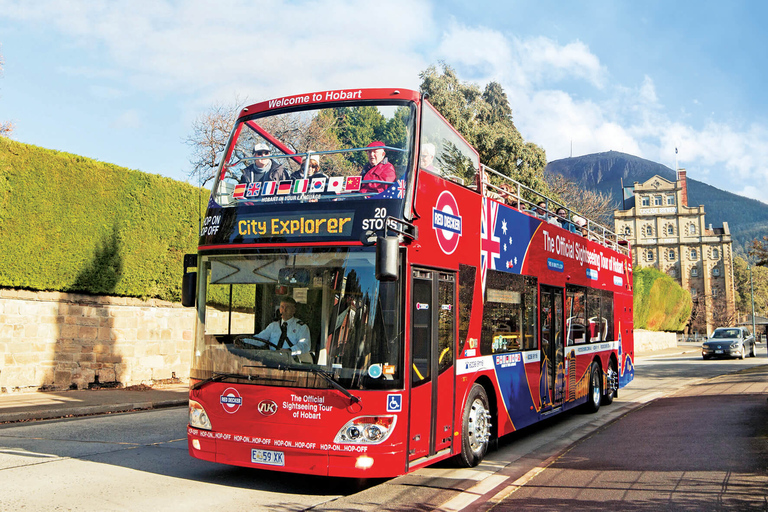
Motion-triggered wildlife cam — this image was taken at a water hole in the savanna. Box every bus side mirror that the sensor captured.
[376,236,398,281]
[182,253,198,307]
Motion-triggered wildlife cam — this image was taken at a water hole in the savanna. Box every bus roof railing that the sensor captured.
[479,164,630,257]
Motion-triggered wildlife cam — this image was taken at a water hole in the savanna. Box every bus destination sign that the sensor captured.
[237,212,354,238]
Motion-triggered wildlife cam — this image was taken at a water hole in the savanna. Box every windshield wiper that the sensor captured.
[191,371,251,390]
[287,364,361,404]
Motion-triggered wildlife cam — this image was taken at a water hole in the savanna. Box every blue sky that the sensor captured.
[1,0,767,202]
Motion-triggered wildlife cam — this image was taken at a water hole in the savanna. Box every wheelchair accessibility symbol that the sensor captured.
[386,394,402,412]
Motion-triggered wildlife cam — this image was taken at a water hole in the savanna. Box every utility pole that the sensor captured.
[749,264,758,354]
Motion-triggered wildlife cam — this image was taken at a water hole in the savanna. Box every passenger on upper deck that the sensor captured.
[240,143,290,184]
[360,141,396,194]
[290,154,325,180]
[419,143,437,172]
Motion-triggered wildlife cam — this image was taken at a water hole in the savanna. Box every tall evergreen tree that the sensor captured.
[419,63,548,195]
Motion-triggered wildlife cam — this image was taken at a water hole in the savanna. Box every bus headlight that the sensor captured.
[189,400,212,430]
[334,415,396,444]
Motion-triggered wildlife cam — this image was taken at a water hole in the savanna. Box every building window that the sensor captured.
[668,267,677,278]
[669,249,676,261]
[644,225,653,237]
[691,287,697,297]
[712,287,719,298]
[689,223,697,235]
[642,196,650,206]
[690,249,697,260]
[712,267,720,277]
[654,195,663,206]
[691,267,698,277]
[666,195,675,205]
[666,224,675,236]
[712,248,719,259]
[647,250,654,262]
[624,226,631,236]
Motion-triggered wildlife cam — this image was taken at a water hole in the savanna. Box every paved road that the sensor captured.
[0,349,765,511]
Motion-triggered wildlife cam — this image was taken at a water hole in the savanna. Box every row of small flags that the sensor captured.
[233,176,362,199]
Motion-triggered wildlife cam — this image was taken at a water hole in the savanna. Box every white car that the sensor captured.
[701,327,756,359]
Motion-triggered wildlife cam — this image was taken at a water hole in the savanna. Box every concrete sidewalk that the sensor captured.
[0,383,189,423]
[1,342,760,424]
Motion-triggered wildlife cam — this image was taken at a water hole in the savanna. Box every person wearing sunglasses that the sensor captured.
[241,142,290,183]
[291,154,325,180]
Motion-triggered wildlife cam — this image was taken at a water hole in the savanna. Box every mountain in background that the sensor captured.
[545,151,768,256]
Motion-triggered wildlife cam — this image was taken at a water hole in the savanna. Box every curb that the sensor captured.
[1,398,188,424]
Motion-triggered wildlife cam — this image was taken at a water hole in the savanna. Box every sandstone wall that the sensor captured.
[634,329,677,354]
[0,289,195,393]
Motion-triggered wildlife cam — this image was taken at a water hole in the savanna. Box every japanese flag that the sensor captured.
[327,176,344,193]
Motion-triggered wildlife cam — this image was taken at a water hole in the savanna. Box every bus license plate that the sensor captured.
[251,449,285,466]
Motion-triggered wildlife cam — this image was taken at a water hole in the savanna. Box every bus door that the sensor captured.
[408,269,456,465]
[540,285,564,412]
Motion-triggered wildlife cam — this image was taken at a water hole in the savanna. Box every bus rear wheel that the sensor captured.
[457,384,491,467]
[584,363,601,414]
[603,361,617,405]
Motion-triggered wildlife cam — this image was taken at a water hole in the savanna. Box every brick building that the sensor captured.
[614,171,736,335]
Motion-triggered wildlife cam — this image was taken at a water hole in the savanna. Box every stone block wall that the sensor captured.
[0,288,195,393]
[634,329,677,354]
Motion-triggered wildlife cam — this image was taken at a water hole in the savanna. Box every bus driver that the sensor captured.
[245,296,310,355]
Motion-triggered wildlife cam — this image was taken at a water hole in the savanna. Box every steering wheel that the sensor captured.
[234,335,280,350]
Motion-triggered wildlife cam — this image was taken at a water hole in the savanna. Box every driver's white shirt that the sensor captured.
[252,317,310,354]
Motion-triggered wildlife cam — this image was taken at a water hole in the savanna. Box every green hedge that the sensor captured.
[0,138,206,302]
[633,266,692,331]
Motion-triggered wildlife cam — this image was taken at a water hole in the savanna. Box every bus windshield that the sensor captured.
[212,102,415,207]
[191,248,403,390]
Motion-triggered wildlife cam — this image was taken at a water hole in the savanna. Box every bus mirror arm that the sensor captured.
[182,253,198,308]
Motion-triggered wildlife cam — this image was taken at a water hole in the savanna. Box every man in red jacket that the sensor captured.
[360,141,396,194]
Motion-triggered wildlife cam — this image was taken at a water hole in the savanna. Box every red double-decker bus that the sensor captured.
[182,87,634,477]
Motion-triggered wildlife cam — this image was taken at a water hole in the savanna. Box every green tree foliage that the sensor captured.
[0,137,206,301]
[733,255,768,318]
[633,266,692,331]
[419,63,548,194]
[322,105,411,167]
[749,235,768,266]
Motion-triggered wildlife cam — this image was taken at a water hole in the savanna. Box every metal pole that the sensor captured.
[749,265,758,355]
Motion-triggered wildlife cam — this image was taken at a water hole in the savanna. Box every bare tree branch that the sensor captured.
[0,49,14,138]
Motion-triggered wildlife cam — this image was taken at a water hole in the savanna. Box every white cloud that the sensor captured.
[3,0,768,200]
[2,0,434,98]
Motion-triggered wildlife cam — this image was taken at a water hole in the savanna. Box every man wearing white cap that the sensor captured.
[241,142,289,183]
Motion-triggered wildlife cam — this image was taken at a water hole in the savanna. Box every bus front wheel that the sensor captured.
[458,384,491,467]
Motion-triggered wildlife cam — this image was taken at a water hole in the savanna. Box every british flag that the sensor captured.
[245,182,261,198]
[480,198,500,294]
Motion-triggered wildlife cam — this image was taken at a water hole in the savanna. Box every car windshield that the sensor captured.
[712,329,740,338]
[190,248,403,391]
[211,103,415,207]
